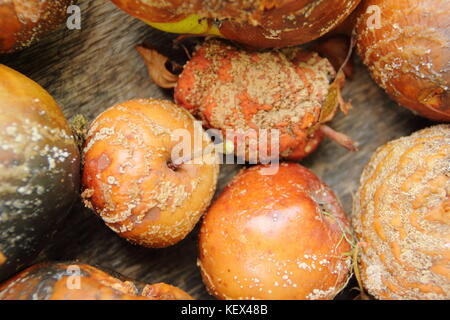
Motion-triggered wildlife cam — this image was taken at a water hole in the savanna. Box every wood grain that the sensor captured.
[0,0,436,299]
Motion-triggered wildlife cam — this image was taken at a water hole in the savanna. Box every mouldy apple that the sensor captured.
[355,0,450,121]
[81,99,219,248]
[0,262,193,300]
[0,0,76,53]
[353,125,450,299]
[199,163,353,300]
[0,65,80,281]
[110,0,361,48]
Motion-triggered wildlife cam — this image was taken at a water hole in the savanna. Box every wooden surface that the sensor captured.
[0,0,436,299]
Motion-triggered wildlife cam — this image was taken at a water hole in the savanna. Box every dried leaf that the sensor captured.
[320,70,352,123]
[136,45,178,89]
[70,114,89,153]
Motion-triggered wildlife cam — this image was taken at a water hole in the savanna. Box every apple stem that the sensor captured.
[171,139,234,168]
[320,125,358,152]
[312,35,354,78]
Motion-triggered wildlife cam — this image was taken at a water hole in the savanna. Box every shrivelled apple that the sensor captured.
[354,0,450,121]
[137,40,357,163]
[81,99,219,248]
[353,125,450,300]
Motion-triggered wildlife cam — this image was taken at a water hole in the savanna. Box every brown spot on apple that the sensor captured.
[145,207,161,222]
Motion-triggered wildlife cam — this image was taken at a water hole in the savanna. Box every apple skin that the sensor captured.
[198,163,353,300]
[110,0,361,48]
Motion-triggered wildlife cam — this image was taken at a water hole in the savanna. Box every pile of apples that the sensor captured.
[0,0,448,300]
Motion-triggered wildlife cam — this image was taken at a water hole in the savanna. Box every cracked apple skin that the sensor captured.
[0,0,76,53]
[0,262,193,300]
[110,0,361,48]
[199,163,353,300]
